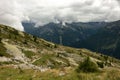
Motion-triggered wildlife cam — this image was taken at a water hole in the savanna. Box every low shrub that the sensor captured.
[76,57,99,73]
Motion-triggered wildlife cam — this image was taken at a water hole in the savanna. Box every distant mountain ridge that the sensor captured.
[22,21,106,46]
[77,20,120,59]
[22,20,120,59]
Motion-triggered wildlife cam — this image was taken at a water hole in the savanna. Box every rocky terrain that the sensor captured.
[0,24,120,80]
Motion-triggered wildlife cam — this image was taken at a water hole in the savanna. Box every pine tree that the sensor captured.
[76,57,99,73]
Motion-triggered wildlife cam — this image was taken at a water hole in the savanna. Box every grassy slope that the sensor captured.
[0,24,120,80]
[0,66,120,80]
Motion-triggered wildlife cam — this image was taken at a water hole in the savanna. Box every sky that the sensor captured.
[0,0,120,31]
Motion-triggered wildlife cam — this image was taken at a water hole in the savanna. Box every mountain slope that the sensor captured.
[22,22,106,47]
[77,20,120,59]
[0,24,120,80]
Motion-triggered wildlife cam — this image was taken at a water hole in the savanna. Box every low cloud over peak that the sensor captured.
[0,0,120,31]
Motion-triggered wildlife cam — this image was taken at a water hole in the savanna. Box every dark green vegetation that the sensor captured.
[76,57,99,73]
[0,24,120,80]
[22,50,36,59]
[0,43,11,57]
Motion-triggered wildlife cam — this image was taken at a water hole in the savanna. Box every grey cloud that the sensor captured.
[0,0,120,31]
[0,0,27,31]
[71,0,94,9]
[69,0,120,22]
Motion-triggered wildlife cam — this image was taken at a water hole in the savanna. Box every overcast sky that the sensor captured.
[0,0,120,31]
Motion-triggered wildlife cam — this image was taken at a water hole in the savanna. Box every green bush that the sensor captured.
[76,57,99,73]
[0,43,12,57]
[0,38,2,43]
[0,61,13,65]
[22,50,35,59]
[97,61,104,68]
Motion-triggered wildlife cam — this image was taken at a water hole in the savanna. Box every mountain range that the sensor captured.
[77,20,120,59]
[23,21,106,46]
[23,20,120,59]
